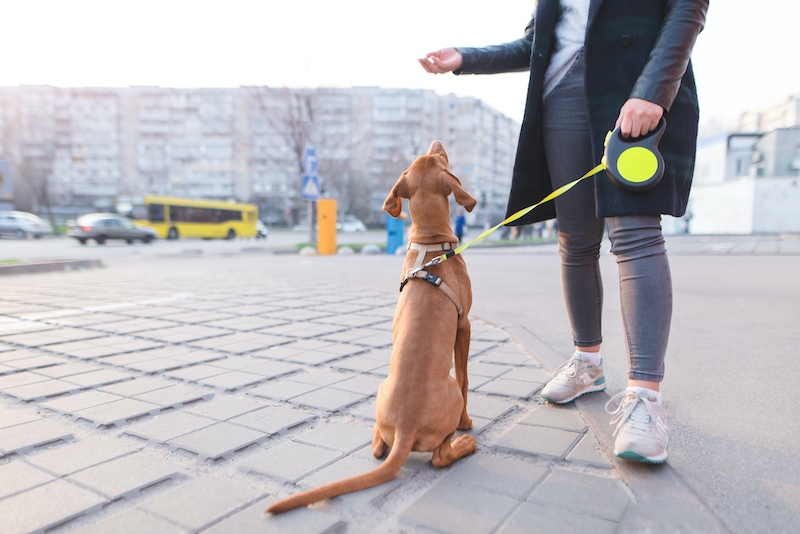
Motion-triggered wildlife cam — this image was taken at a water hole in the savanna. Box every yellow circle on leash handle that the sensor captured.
[617,146,659,183]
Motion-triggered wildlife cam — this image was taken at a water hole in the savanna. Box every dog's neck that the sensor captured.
[407,198,459,246]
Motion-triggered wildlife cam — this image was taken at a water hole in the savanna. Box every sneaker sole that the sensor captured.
[615,449,668,464]
[541,384,606,405]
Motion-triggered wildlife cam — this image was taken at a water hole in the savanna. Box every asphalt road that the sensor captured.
[2,233,799,532]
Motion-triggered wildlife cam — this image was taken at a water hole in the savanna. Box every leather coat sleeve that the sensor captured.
[454,14,536,75]
[630,0,708,110]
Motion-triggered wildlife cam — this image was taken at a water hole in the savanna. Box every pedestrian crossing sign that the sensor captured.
[301,174,321,200]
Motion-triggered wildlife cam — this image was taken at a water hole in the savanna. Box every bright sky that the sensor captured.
[1,1,798,134]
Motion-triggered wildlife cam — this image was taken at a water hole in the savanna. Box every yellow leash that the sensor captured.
[409,162,606,275]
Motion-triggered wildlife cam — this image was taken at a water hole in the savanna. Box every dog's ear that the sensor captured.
[382,172,409,218]
[444,170,478,213]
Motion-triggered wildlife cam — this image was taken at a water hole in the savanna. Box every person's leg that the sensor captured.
[606,215,672,387]
[539,53,607,404]
[604,215,671,462]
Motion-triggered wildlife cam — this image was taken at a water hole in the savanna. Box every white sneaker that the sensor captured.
[540,352,606,404]
[605,388,669,463]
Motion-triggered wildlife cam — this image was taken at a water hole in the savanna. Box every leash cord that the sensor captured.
[418,162,606,270]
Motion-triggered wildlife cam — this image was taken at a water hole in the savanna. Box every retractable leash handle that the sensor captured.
[602,118,666,193]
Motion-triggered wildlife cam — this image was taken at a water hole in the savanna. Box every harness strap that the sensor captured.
[400,242,463,316]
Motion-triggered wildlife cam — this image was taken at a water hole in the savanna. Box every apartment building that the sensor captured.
[0,86,520,227]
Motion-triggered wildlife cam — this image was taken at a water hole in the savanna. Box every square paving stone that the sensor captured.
[42,390,122,414]
[124,411,217,443]
[0,461,57,499]
[519,405,587,432]
[197,370,270,391]
[26,437,140,476]
[331,355,388,374]
[72,508,188,534]
[493,425,582,459]
[99,377,174,397]
[285,369,351,386]
[3,354,64,371]
[0,479,107,534]
[497,501,619,534]
[239,360,301,378]
[228,405,317,435]
[527,469,632,522]
[0,371,49,390]
[500,365,552,384]
[292,420,373,453]
[73,398,162,428]
[246,380,320,402]
[329,374,383,395]
[184,395,265,421]
[139,475,265,531]
[0,418,74,455]
[0,404,40,428]
[67,452,184,499]
[289,387,366,412]
[204,496,342,534]
[464,394,518,421]
[238,440,342,483]
[168,422,268,460]
[63,368,136,388]
[122,357,189,374]
[566,432,613,467]
[443,453,547,499]
[164,364,229,382]
[400,480,519,534]
[32,362,98,378]
[3,378,84,401]
[475,377,542,399]
[133,383,213,408]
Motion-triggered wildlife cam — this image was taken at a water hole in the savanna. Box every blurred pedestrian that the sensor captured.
[454,210,467,243]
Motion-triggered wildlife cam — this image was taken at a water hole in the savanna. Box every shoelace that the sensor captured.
[552,356,581,378]
[605,390,663,436]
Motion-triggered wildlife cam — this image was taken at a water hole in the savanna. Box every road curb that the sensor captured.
[0,258,103,276]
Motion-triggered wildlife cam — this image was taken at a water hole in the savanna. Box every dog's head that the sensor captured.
[382,142,477,243]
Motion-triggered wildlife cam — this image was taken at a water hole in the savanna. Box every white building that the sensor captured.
[689,128,800,234]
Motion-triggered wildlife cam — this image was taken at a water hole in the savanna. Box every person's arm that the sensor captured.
[618,0,708,137]
[419,14,535,75]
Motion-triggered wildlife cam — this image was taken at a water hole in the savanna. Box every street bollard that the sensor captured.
[317,199,337,255]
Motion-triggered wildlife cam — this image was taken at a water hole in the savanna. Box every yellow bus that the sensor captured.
[124,195,258,240]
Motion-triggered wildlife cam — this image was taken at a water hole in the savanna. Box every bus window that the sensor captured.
[149,204,165,222]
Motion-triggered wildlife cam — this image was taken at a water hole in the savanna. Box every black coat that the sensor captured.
[457,0,709,225]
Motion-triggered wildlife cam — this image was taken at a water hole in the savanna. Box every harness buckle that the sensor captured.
[421,272,442,287]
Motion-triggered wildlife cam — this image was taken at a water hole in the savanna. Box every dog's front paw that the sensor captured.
[452,434,478,456]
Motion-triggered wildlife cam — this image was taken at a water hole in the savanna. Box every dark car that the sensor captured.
[67,213,157,245]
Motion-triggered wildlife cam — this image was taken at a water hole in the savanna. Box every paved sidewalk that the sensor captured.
[6,231,794,533]
[0,261,632,534]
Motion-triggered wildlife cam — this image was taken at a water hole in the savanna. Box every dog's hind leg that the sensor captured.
[454,318,472,430]
[372,425,388,458]
[431,432,477,468]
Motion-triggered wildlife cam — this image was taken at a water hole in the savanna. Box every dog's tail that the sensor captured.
[265,435,414,514]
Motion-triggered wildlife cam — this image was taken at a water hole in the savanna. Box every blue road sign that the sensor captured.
[301,174,321,200]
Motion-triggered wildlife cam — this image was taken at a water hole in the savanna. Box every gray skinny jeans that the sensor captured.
[542,54,671,382]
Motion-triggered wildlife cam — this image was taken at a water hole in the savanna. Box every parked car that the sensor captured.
[0,211,53,239]
[337,216,367,232]
[67,213,157,245]
[256,220,269,240]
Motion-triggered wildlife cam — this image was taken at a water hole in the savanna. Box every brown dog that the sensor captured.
[266,141,478,514]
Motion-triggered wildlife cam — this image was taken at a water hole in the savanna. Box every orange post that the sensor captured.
[317,198,337,255]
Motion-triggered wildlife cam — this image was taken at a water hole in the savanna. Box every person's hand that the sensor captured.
[418,48,463,74]
[615,98,664,138]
